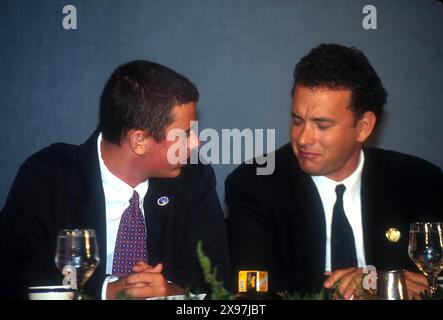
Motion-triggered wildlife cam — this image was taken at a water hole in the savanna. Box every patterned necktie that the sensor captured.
[112,191,147,277]
[331,184,357,270]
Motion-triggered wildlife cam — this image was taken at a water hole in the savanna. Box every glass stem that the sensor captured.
[429,275,437,296]
[76,283,85,300]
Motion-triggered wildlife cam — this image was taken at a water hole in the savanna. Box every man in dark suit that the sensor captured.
[0,60,230,299]
[226,44,442,299]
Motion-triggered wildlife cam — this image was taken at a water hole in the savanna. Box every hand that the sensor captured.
[132,261,160,273]
[107,262,185,300]
[324,267,364,300]
[404,271,427,300]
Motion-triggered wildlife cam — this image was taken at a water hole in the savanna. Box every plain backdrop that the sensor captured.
[1,0,442,212]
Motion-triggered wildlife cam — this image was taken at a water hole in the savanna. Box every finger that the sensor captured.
[405,271,428,299]
[335,271,357,299]
[132,262,163,273]
[150,263,163,273]
[135,261,151,268]
[324,267,356,288]
[407,288,423,300]
[125,282,168,298]
[332,291,345,300]
[405,271,427,286]
[132,261,154,272]
[405,277,427,300]
[324,267,357,288]
[125,271,165,285]
[407,285,424,300]
[406,280,428,294]
[342,273,362,300]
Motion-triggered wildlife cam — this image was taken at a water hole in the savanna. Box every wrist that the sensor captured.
[106,276,121,300]
[101,275,119,300]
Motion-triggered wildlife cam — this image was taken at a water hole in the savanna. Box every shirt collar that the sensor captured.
[97,133,149,209]
[311,150,365,196]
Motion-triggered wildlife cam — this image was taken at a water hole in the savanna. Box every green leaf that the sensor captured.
[196,240,234,300]
[418,286,443,300]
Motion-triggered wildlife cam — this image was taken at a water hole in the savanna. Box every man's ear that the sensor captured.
[127,130,149,155]
[356,111,376,143]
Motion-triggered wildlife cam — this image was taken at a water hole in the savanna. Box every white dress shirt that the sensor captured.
[97,133,149,298]
[311,150,366,272]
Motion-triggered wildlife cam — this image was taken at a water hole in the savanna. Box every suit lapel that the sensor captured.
[144,178,175,266]
[360,149,396,266]
[285,147,326,290]
[361,152,376,265]
[292,174,326,283]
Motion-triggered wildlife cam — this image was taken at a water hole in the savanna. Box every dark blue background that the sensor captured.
[1,0,442,210]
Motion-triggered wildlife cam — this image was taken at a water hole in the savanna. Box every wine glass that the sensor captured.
[54,229,100,300]
[408,222,443,297]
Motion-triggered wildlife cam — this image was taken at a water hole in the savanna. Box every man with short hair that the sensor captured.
[0,60,230,300]
[226,44,442,299]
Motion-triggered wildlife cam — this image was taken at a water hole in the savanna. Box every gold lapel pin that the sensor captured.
[386,228,401,242]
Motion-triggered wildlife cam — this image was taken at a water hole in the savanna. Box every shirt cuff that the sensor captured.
[101,275,119,300]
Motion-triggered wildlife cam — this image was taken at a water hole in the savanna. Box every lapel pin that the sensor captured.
[157,196,169,206]
[385,228,401,242]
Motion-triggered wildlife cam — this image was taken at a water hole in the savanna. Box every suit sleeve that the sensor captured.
[173,164,232,294]
[0,158,63,299]
[225,166,285,294]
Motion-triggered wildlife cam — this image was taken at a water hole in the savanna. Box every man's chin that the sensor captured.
[167,167,182,177]
[152,167,183,179]
[301,168,321,176]
[297,161,323,176]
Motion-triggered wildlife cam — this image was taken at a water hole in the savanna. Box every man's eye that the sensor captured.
[317,124,331,130]
[292,119,303,126]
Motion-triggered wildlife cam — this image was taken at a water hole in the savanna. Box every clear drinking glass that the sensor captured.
[408,222,443,297]
[54,229,100,300]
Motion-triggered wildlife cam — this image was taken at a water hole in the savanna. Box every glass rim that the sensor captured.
[409,222,443,231]
[378,269,406,274]
[410,222,442,226]
[57,229,96,236]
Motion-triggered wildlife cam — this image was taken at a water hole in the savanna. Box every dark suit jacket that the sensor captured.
[0,130,230,299]
[225,143,443,295]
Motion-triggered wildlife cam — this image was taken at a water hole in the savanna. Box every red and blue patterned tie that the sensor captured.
[112,191,147,277]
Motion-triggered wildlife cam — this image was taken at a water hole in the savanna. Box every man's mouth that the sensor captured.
[298,150,320,160]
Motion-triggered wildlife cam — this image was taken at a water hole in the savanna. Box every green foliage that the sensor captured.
[196,240,234,300]
[115,291,135,300]
[196,240,331,300]
[277,276,377,300]
[418,286,443,300]
[277,290,326,300]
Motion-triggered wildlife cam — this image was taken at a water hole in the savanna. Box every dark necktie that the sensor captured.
[112,191,148,277]
[331,184,357,271]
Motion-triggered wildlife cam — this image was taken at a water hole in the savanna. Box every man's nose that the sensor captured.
[297,124,315,146]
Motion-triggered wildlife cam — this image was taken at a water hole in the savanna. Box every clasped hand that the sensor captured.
[107,261,184,299]
[323,268,428,300]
